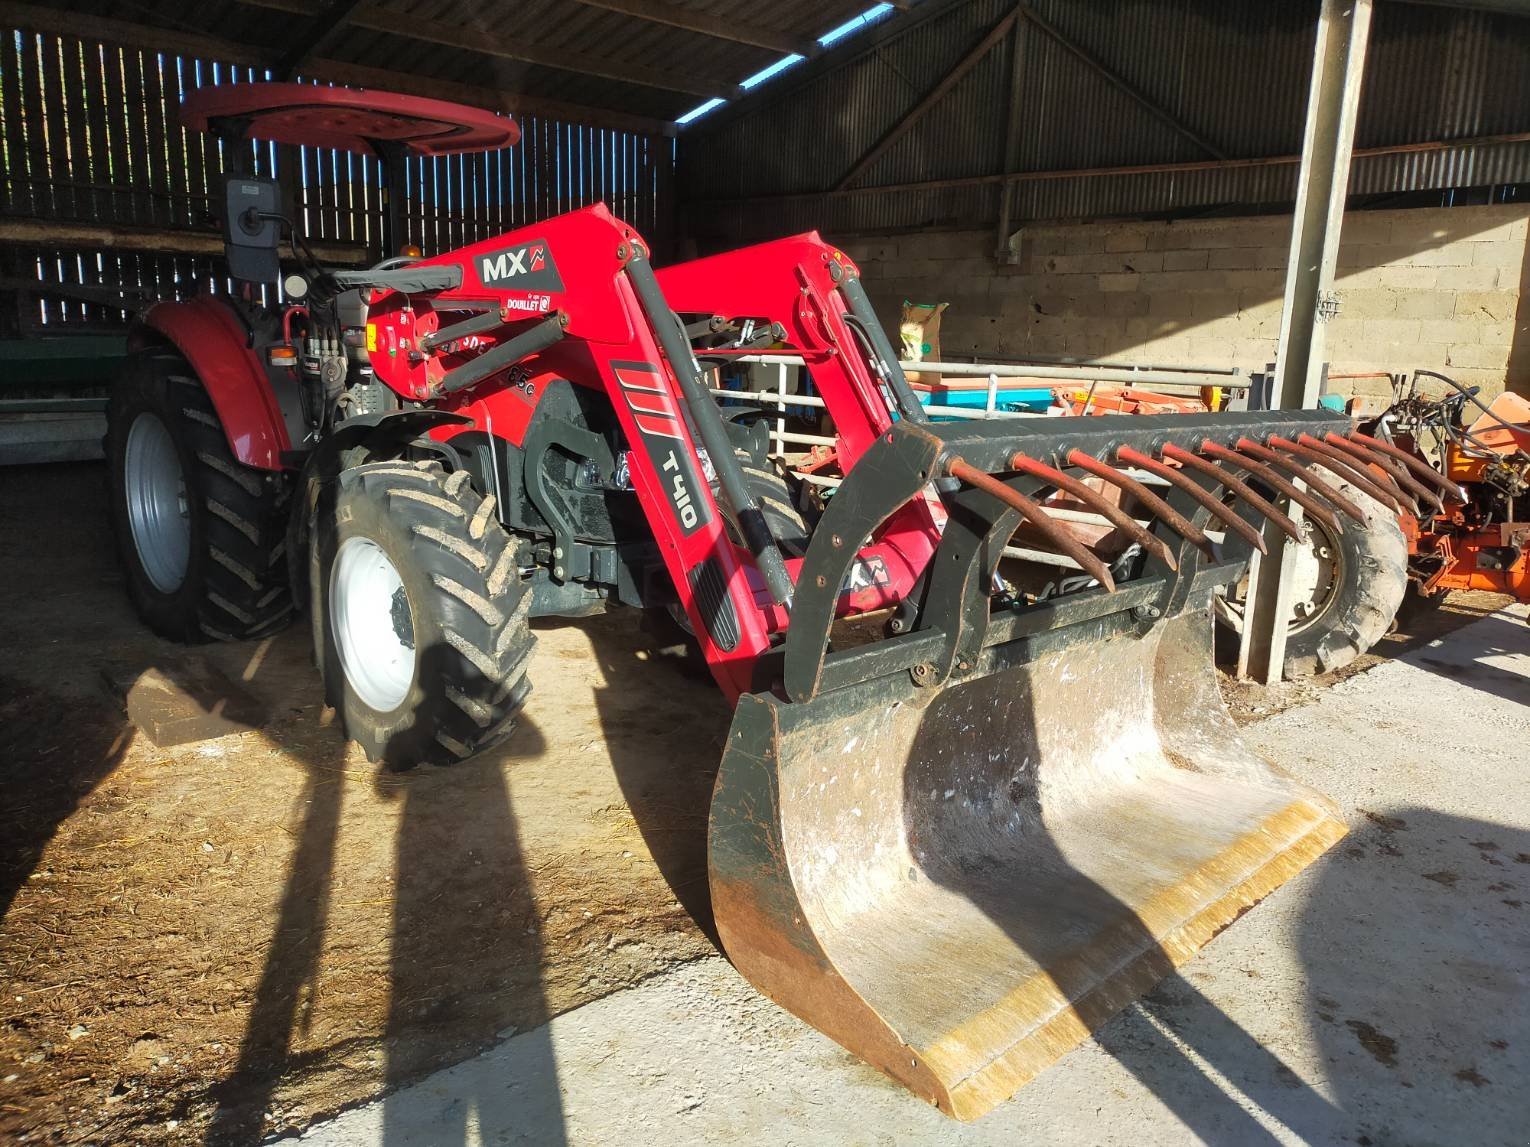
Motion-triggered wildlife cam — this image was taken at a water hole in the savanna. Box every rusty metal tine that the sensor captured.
[1235,437,1367,523]
[1268,435,1401,513]
[1350,430,1462,498]
[1115,445,1268,555]
[1315,432,1419,511]
[1288,434,1404,513]
[1324,432,1443,514]
[946,456,1117,592]
[1066,449,1215,558]
[1010,453,1178,571]
[1199,440,1342,535]
[1162,443,1303,545]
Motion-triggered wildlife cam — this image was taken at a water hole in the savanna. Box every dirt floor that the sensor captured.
[0,462,1512,1144]
[1218,586,1515,725]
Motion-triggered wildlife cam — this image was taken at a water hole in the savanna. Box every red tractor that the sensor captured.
[107,84,1394,1118]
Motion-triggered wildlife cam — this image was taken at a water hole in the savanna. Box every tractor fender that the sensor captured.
[284,408,475,613]
[130,297,291,470]
[304,409,475,482]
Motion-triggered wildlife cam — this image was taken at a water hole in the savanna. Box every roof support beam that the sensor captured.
[993,14,1029,258]
[236,0,740,100]
[568,0,814,56]
[696,129,1530,203]
[1016,1,1227,160]
[314,59,680,136]
[0,216,369,264]
[274,0,367,80]
[0,1,676,135]
[833,7,1019,191]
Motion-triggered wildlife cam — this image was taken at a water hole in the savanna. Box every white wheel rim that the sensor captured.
[1218,516,1344,636]
[124,411,191,593]
[330,536,416,712]
[1286,516,1343,636]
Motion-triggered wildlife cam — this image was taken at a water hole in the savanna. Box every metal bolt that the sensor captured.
[553,546,563,559]
[553,566,564,579]
[831,534,843,548]
[957,659,971,672]
[911,662,934,685]
[815,575,827,589]
[1133,604,1163,621]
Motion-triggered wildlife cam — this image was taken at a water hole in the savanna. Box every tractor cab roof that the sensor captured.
[180,82,518,157]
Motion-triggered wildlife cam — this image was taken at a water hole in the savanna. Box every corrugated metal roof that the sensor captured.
[679,0,1530,243]
[30,0,885,126]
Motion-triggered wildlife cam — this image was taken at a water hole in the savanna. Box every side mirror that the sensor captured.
[222,175,282,283]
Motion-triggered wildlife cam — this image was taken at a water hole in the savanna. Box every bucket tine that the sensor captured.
[1306,433,1417,512]
[1199,440,1342,535]
[1324,432,1444,514]
[1066,449,1215,558]
[946,457,1117,591]
[1115,445,1268,555]
[1236,437,1367,524]
[1271,435,1403,513]
[1161,443,1303,544]
[1009,452,1178,571]
[1350,430,1463,499]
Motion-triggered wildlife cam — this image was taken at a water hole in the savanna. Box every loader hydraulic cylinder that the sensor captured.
[439,311,568,395]
[624,250,796,608]
[839,272,928,425]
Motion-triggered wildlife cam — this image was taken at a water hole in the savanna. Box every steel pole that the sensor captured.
[1242,0,1373,684]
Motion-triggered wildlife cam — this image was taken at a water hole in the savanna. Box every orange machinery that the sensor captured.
[1398,380,1530,604]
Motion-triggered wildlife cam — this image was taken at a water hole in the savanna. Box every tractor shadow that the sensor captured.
[0,464,136,924]
[369,652,564,1147]
[0,677,133,924]
[903,686,1529,1142]
[580,610,730,948]
[899,664,1349,1144]
[203,627,565,1140]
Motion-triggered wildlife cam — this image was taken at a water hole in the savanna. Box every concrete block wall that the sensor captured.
[839,204,1530,400]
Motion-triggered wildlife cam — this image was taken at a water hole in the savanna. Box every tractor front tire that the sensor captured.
[312,461,534,768]
[107,347,292,643]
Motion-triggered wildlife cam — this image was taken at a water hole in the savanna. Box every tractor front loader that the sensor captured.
[106,83,1372,1119]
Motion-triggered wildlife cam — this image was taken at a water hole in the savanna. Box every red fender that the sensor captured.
[130,297,291,470]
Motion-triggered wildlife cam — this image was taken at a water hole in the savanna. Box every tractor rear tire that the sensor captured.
[312,461,534,768]
[107,347,292,643]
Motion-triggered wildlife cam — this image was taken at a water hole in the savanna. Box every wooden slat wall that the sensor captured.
[0,29,668,334]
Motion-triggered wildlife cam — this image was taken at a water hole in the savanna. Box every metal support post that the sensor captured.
[1241,0,1372,684]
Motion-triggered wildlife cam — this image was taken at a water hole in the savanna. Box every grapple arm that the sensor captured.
[781,407,1372,704]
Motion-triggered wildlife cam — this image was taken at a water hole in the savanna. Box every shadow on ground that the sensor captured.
[582,612,730,947]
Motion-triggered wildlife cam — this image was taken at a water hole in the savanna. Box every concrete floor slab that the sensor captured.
[294,605,1530,1147]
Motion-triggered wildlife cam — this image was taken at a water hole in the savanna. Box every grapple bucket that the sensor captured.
[709,410,1368,1119]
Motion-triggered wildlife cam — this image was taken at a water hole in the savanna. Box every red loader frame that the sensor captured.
[361,204,939,699]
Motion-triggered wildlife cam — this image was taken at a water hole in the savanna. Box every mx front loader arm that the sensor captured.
[362,206,808,698]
